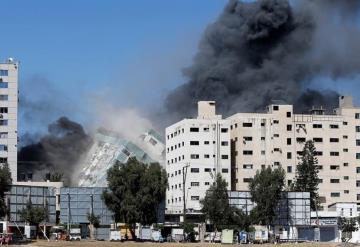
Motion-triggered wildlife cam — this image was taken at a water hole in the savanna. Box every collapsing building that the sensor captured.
[78,128,165,187]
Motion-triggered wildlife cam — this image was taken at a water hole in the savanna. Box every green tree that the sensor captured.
[338,217,359,242]
[249,166,285,227]
[19,200,48,238]
[293,140,320,211]
[102,158,167,238]
[201,174,231,233]
[201,174,249,234]
[87,212,100,240]
[0,164,12,219]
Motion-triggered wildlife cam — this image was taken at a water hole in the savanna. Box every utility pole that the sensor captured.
[67,192,70,234]
[182,163,189,240]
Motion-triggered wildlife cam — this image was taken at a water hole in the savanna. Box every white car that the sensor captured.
[69,234,81,241]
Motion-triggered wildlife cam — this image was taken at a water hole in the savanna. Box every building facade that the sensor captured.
[0,59,18,182]
[228,96,360,209]
[5,185,57,224]
[165,101,231,216]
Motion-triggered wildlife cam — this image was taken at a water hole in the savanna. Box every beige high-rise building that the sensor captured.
[0,58,18,182]
[228,96,360,209]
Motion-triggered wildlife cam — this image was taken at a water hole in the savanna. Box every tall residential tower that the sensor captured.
[165,101,231,218]
[0,59,18,182]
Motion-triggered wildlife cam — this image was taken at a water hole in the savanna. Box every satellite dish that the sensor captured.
[7,57,13,63]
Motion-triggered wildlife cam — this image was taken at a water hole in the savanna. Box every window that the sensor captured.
[190,127,199,132]
[274,134,279,137]
[191,196,200,201]
[1,120,10,126]
[357,180,360,187]
[273,105,279,111]
[243,164,253,169]
[313,124,322,129]
[330,138,339,143]
[274,148,280,152]
[356,126,360,132]
[204,154,210,158]
[221,128,228,133]
[357,140,360,146]
[330,124,339,129]
[221,141,229,146]
[287,152,292,159]
[314,151,323,156]
[286,112,291,118]
[287,125,292,131]
[356,113,360,119]
[0,157,7,163]
[316,165,323,170]
[243,150,253,155]
[191,182,199,187]
[203,127,209,132]
[205,182,210,185]
[149,138,157,146]
[287,138,291,145]
[297,151,303,156]
[273,120,279,124]
[343,148,348,152]
[243,178,253,183]
[204,141,209,145]
[357,153,360,159]
[344,163,349,167]
[243,123,252,127]
[313,138,323,143]
[190,154,199,159]
[222,168,228,173]
[191,168,199,173]
[0,95,8,101]
[204,168,211,172]
[330,179,340,183]
[261,137,265,141]
[296,137,306,143]
[274,162,280,166]
[318,179,323,183]
[344,135,348,139]
[221,155,228,159]
[330,152,339,156]
[190,141,199,145]
[261,150,265,155]
[330,165,340,170]
[0,132,7,138]
[287,166,292,173]
[331,192,340,197]
[234,123,238,128]
[261,122,265,127]
[357,194,360,201]
[0,70,8,76]
[0,145,7,152]
[243,136,252,141]
[0,83,8,89]
[343,122,348,125]
[344,176,349,180]
[357,167,360,173]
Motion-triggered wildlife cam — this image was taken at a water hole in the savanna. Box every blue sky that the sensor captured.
[0,0,227,134]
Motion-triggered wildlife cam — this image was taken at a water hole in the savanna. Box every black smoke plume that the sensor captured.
[18,117,93,185]
[164,0,360,120]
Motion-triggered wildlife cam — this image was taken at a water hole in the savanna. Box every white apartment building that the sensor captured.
[0,59,18,182]
[165,101,231,216]
[228,96,360,209]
